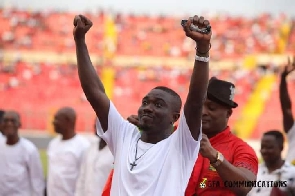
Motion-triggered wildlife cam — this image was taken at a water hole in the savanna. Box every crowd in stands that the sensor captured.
[0,58,283,133]
[0,8,293,59]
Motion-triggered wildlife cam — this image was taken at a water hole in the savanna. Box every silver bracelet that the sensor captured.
[195,55,210,63]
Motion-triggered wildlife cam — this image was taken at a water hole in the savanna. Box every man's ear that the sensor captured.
[173,113,180,124]
[226,108,233,118]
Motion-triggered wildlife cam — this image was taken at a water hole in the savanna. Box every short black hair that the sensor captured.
[153,86,182,113]
[263,130,284,147]
[4,110,21,120]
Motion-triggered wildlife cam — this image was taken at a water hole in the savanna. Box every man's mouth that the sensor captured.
[141,114,153,119]
[202,120,210,123]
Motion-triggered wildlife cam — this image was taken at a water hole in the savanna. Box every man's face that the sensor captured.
[2,112,20,137]
[260,135,281,164]
[202,99,230,136]
[137,89,174,132]
[52,112,67,134]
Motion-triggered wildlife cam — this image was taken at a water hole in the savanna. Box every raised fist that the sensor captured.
[282,56,295,78]
[73,15,93,40]
[182,15,212,52]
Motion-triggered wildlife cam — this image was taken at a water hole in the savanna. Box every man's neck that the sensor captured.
[6,136,20,145]
[62,132,76,140]
[204,125,228,139]
[266,158,284,173]
[140,129,172,144]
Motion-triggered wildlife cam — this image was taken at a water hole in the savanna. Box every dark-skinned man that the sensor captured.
[74,14,210,195]
[46,107,90,196]
[248,130,295,196]
[103,77,259,196]
[0,111,45,196]
[279,57,295,165]
[185,77,258,196]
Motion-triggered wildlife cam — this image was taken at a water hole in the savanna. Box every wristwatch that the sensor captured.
[210,151,224,168]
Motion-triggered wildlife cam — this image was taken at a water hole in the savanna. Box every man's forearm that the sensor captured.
[186,61,209,108]
[279,76,292,111]
[75,39,105,95]
[184,45,210,139]
[186,49,209,106]
[215,160,255,196]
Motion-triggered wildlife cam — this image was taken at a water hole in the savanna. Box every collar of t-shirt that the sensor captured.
[209,126,231,144]
[260,161,293,176]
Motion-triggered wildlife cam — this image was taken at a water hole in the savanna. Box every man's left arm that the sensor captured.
[201,135,258,196]
[182,15,211,141]
[214,157,257,196]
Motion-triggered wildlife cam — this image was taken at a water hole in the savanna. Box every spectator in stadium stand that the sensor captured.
[46,107,90,196]
[75,123,113,196]
[102,77,259,196]
[248,130,295,196]
[74,14,210,195]
[0,110,45,195]
[279,57,295,165]
[0,110,5,139]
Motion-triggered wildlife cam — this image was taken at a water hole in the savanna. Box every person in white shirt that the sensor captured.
[74,14,211,195]
[248,130,295,196]
[0,110,45,196]
[75,133,113,196]
[47,107,90,196]
[279,57,295,165]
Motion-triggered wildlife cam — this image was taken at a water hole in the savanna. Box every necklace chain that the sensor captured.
[130,138,154,171]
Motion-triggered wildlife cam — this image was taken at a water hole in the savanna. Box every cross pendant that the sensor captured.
[130,161,137,171]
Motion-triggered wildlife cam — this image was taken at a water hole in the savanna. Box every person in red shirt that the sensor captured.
[102,77,258,196]
[186,77,258,196]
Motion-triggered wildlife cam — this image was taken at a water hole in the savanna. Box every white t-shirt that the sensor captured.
[247,161,295,196]
[75,138,114,196]
[286,122,295,165]
[0,138,45,196]
[47,134,90,196]
[96,101,201,196]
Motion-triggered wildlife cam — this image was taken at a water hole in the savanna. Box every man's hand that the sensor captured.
[200,134,218,163]
[73,15,93,41]
[282,56,295,78]
[127,115,139,127]
[182,15,212,53]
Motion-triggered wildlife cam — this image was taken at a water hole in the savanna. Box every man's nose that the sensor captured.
[143,104,153,113]
[202,106,208,115]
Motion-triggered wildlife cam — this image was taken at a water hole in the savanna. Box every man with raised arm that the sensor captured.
[279,57,295,165]
[73,14,211,195]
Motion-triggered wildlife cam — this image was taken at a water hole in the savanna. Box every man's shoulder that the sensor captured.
[48,136,60,145]
[230,134,253,148]
[71,135,90,150]
[75,134,90,143]
[20,138,38,153]
[229,135,257,156]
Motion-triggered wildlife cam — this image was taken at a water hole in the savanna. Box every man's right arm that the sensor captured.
[279,58,295,133]
[74,15,110,132]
